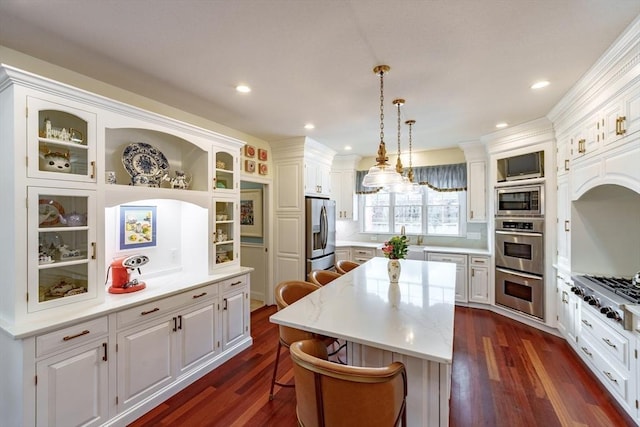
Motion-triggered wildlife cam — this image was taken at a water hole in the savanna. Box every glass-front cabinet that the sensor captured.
[212,199,238,269]
[28,187,97,312]
[27,96,97,183]
[213,147,237,193]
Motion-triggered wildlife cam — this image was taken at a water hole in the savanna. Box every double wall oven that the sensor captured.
[494,184,545,319]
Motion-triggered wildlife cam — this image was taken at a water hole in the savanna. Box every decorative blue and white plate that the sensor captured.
[122,142,169,180]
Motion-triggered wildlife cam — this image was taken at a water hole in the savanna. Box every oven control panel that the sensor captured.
[495,217,544,233]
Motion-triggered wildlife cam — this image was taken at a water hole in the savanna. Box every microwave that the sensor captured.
[495,184,544,216]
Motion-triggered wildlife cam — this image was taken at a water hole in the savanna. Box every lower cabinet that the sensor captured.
[468,256,489,303]
[335,248,351,263]
[221,277,250,351]
[36,339,109,427]
[351,246,376,264]
[427,252,468,302]
[29,273,251,426]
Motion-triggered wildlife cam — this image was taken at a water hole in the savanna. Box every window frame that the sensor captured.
[359,187,466,237]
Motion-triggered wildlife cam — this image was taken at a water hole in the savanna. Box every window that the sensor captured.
[360,187,465,236]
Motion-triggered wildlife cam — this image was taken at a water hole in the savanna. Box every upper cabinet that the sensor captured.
[305,157,332,197]
[28,96,97,183]
[0,65,246,324]
[331,155,361,220]
[459,142,487,222]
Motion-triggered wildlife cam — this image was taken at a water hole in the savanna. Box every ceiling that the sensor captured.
[1,1,639,158]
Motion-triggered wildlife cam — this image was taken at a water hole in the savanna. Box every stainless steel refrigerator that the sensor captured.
[305,197,336,274]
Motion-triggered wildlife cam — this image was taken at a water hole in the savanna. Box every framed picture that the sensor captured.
[120,206,157,249]
[258,148,268,161]
[258,163,268,175]
[240,189,263,237]
[245,160,256,173]
[244,145,256,158]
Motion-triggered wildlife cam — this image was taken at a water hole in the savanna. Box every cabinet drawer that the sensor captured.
[578,332,629,402]
[580,308,629,368]
[470,256,489,266]
[220,275,247,294]
[117,283,218,329]
[37,316,108,357]
[352,247,375,263]
[427,253,467,266]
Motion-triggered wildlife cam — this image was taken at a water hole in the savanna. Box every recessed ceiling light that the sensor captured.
[531,80,550,90]
[344,145,352,151]
[235,84,251,93]
[496,122,508,129]
[304,123,315,130]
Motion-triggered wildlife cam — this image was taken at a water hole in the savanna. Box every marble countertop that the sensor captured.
[336,240,490,256]
[1,267,253,339]
[270,257,456,364]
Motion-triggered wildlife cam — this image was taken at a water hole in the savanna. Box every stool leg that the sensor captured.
[269,340,283,400]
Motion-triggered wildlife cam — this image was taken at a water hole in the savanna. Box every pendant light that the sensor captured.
[387,98,412,193]
[404,119,420,192]
[361,65,404,187]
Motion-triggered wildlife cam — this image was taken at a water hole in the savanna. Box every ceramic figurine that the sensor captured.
[40,149,71,173]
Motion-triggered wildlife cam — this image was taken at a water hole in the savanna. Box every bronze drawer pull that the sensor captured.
[63,329,90,341]
[230,280,242,286]
[193,292,207,299]
[141,307,160,316]
[581,346,593,357]
[581,319,593,328]
[102,343,108,361]
[602,338,617,349]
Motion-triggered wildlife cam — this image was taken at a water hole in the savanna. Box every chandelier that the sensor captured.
[361,65,404,187]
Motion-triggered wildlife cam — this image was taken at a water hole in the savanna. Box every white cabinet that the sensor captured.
[331,169,355,219]
[27,95,97,183]
[220,276,250,351]
[556,133,571,177]
[427,252,468,302]
[335,248,351,262]
[117,315,175,410]
[305,158,332,197]
[556,175,571,268]
[468,256,489,303]
[556,274,578,346]
[213,145,239,193]
[176,301,218,375]
[29,187,98,313]
[351,246,376,264]
[35,316,109,427]
[272,137,336,282]
[467,160,486,222]
[212,199,239,270]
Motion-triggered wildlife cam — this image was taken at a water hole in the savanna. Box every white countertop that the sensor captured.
[1,267,253,339]
[336,240,490,256]
[270,257,456,364]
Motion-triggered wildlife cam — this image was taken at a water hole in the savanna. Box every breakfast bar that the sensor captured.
[270,257,457,427]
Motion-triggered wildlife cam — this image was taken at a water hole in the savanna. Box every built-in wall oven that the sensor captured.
[495,217,544,319]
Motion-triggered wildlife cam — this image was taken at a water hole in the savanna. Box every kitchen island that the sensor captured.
[270,257,456,427]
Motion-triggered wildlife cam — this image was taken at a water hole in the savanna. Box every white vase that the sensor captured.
[387,259,401,283]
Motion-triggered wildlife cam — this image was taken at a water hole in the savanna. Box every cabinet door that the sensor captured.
[213,146,237,192]
[212,198,238,270]
[556,276,569,338]
[469,257,489,303]
[222,289,248,350]
[117,319,174,410]
[467,161,486,222]
[27,96,96,183]
[556,176,571,268]
[36,340,108,427]
[29,187,97,312]
[331,170,355,220]
[177,301,218,374]
[427,253,467,302]
[335,248,351,262]
[556,135,571,177]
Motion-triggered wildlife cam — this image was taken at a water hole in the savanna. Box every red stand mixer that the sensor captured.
[108,254,149,294]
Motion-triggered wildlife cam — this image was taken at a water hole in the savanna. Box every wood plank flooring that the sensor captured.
[129,305,636,427]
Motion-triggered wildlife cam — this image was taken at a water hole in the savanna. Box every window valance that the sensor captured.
[355,163,467,194]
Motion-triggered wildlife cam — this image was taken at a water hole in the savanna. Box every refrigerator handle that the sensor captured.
[320,205,328,249]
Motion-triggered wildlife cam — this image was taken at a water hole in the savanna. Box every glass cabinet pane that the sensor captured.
[28,97,96,183]
[30,188,96,310]
[214,151,235,191]
[214,201,235,265]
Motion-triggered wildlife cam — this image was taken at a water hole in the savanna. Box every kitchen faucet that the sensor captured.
[400,225,406,236]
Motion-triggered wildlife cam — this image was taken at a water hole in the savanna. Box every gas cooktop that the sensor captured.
[576,275,639,304]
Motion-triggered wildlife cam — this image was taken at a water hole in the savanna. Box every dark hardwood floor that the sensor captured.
[130,305,635,427]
